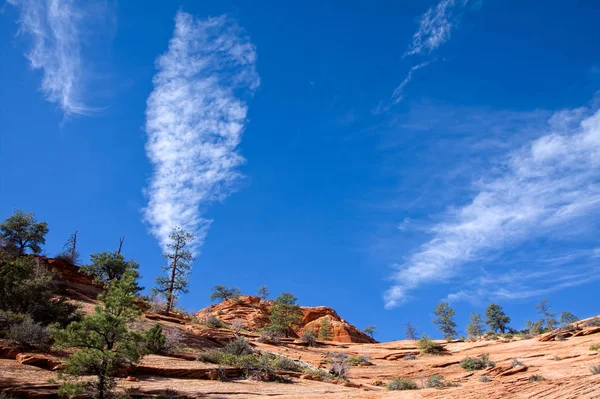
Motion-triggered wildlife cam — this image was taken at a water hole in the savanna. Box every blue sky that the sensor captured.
[1,0,599,341]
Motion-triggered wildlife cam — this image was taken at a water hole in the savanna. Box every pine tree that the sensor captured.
[210,285,242,302]
[53,268,145,399]
[559,311,579,325]
[485,303,510,334]
[0,210,48,255]
[59,230,80,264]
[433,302,457,339]
[257,285,269,300]
[266,293,303,337]
[536,299,558,331]
[81,251,140,287]
[363,325,376,339]
[467,312,484,339]
[405,322,419,340]
[319,317,333,341]
[151,227,194,314]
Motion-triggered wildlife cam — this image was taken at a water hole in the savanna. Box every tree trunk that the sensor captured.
[97,363,107,399]
[165,242,180,314]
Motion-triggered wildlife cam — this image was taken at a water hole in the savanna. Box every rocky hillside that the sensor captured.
[195,295,376,343]
[1,257,599,398]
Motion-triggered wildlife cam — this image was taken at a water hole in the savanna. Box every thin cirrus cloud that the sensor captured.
[7,0,94,116]
[388,0,474,105]
[384,101,600,308]
[143,11,260,252]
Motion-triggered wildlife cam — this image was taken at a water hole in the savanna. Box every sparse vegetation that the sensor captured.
[81,251,141,288]
[433,302,457,340]
[560,311,579,325]
[589,344,600,352]
[144,324,168,354]
[536,299,558,331]
[405,321,419,340]
[264,293,303,338]
[319,317,333,341]
[329,355,349,379]
[257,285,269,300]
[363,325,376,339]
[467,312,485,339]
[387,377,418,390]
[584,317,600,327]
[300,328,317,346]
[486,303,510,334]
[347,354,371,365]
[0,210,48,255]
[460,354,494,371]
[203,315,225,328]
[480,375,491,383]
[590,364,600,375]
[417,334,446,355]
[53,268,145,399]
[426,373,457,388]
[403,354,417,360]
[511,358,525,368]
[8,315,50,350]
[210,285,242,303]
[151,227,194,314]
[528,374,546,382]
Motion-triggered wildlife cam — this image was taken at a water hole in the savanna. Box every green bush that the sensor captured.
[589,344,600,352]
[426,374,445,388]
[387,377,418,390]
[417,335,446,354]
[204,315,224,328]
[272,356,301,372]
[8,315,50,350]
[144,324,168,354]
[301,329,317,347]
[223,336,253,356]
[460,354,494,371]
[347,354,371,365]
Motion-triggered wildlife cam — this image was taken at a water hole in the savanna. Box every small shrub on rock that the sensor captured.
[584,317,600,327]
[528,374,546,382]
[590,364,600,375]
[417,335,445,355]
[301,329,318,347]
[8,316,50,350]
[403,354,417,360]
[273,356,301,372]
[460,354,494,371]
[330,357,349,379]
[347,354,371,365]
[387,377,418,390]
[480,375,491,383]
[511,358,525,368]
[257,329,282,344]
[589,344,600,352]
[156,389,179,399]
[223,336,253,356]
[426,374,445,388]
[204,315,224,328]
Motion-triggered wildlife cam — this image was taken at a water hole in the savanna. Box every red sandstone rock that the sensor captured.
[195,295,375,343]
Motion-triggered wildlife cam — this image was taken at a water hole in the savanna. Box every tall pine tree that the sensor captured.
[151,227,194,314]
[433,302,457,340]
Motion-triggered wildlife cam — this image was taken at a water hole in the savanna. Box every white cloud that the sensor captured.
[8,0,94,116]
[384,103,600,308]
[391,61,432,104]
[405,0,469,56]
[143,12,259,252]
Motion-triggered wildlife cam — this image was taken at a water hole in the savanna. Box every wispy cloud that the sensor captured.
[384,101,600,308]
[7,0,95,116]
[381,0,475,108]
[405,0,470,57]
[143,12,260,252]
[391,61,432,104]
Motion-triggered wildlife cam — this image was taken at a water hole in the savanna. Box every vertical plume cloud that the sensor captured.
[405,0,470,57]
[144,12,260,252]
[7,0,93,116]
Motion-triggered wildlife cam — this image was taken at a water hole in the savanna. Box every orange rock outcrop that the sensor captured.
[195,295,375,343]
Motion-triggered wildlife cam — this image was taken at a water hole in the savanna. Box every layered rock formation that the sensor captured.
[195,295,375,343]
